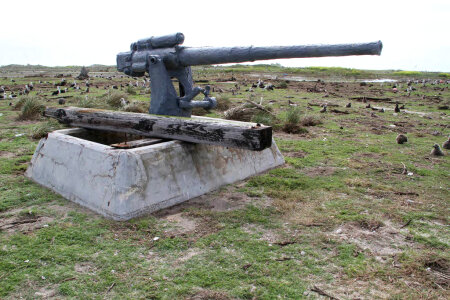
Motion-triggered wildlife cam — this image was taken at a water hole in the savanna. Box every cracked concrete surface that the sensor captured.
[26,127,284,220]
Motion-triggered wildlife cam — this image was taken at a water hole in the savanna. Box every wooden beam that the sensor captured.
[44,107,272,151]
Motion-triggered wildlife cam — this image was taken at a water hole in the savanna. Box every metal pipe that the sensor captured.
[177,41,382,67]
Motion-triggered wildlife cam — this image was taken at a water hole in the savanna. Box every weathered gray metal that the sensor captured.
[117,33,382,117]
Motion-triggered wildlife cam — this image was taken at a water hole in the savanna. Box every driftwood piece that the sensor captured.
[44,107,272,151]
[330,109,349,114]
[245,99,277,116]
[350,96,393,102]
[308,102,339,107]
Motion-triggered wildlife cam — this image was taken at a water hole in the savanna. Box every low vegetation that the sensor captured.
[17,96,45,120]
[0,64,448,299]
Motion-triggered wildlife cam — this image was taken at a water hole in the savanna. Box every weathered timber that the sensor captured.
[44,107,272,151]
[350,96,393,102]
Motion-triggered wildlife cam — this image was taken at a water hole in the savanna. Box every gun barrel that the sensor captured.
[178,41,382,67]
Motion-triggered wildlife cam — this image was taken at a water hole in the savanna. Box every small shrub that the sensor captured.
[122,101,147,113]
[281,107,308,134]
[126,85,136,95]
[285,106,302,125]
[191,107,209,116]
[300,115,322,127]
[215,95,231,111]
[107,91,128,108]
[76,96,96,108]
[13,97,27,110]
[251,112,274,126]
[17,96,45,120]
[282,123,308,134]
[278,81,288,89]
[30,119,64,139]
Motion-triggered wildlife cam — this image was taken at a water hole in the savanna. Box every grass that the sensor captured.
[0,65,449,299]
[17,96,45,120]
[106,91,128,108]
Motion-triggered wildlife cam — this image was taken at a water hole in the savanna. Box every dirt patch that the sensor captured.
[302,166,339,177]
[313,278,399,300]
[186,289,232,300]
[172,248,204,266]
[154,186,256,218]
[0,215,54,234]
[242,224,282,243]
[0,151,15,158]
[164,212,197,235]
[34,286,57,299]
[330,220,417,260]
[46,202,101,219]
[74,262,96,275]
[424,257,450,288]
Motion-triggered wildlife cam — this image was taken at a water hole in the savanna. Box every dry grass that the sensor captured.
[17,96,45,120]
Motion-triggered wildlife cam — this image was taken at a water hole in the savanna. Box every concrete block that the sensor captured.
[26,119,284,220]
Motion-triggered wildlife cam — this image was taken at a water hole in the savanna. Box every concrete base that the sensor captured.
[26,120,284,220]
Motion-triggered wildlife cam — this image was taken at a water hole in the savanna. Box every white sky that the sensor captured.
[1,0,449,72]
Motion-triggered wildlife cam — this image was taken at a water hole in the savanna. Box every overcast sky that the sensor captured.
[1,0,449,72]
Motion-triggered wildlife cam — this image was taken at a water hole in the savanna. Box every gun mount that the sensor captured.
[117,33,382,117]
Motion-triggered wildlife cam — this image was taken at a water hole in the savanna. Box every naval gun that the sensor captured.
[117,33,382,117]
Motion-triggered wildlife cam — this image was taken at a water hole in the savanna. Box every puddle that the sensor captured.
[248,73,398,83]
[362,78,398,83]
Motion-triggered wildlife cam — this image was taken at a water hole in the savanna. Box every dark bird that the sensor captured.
[319,104,327,113]
[431,144,444,156]
[443,137,450,150]
[396,134,408,144]
[399,104,405,109]
[380,108,385,113]
[345,102,351,108]
[51,90,59,96]
[394,103,400,113]
[366,103,371,108]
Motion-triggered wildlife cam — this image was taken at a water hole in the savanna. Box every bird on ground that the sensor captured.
[443,137,450,150]
[366,103,371,108]
[320,104,327,113]
[431,144,444,156]
[345,102,351,108]
[399,104,405,109]
[51,89,59,96]
[396,134,408,144]
[380,108,385,113]
[394,103,400,113]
